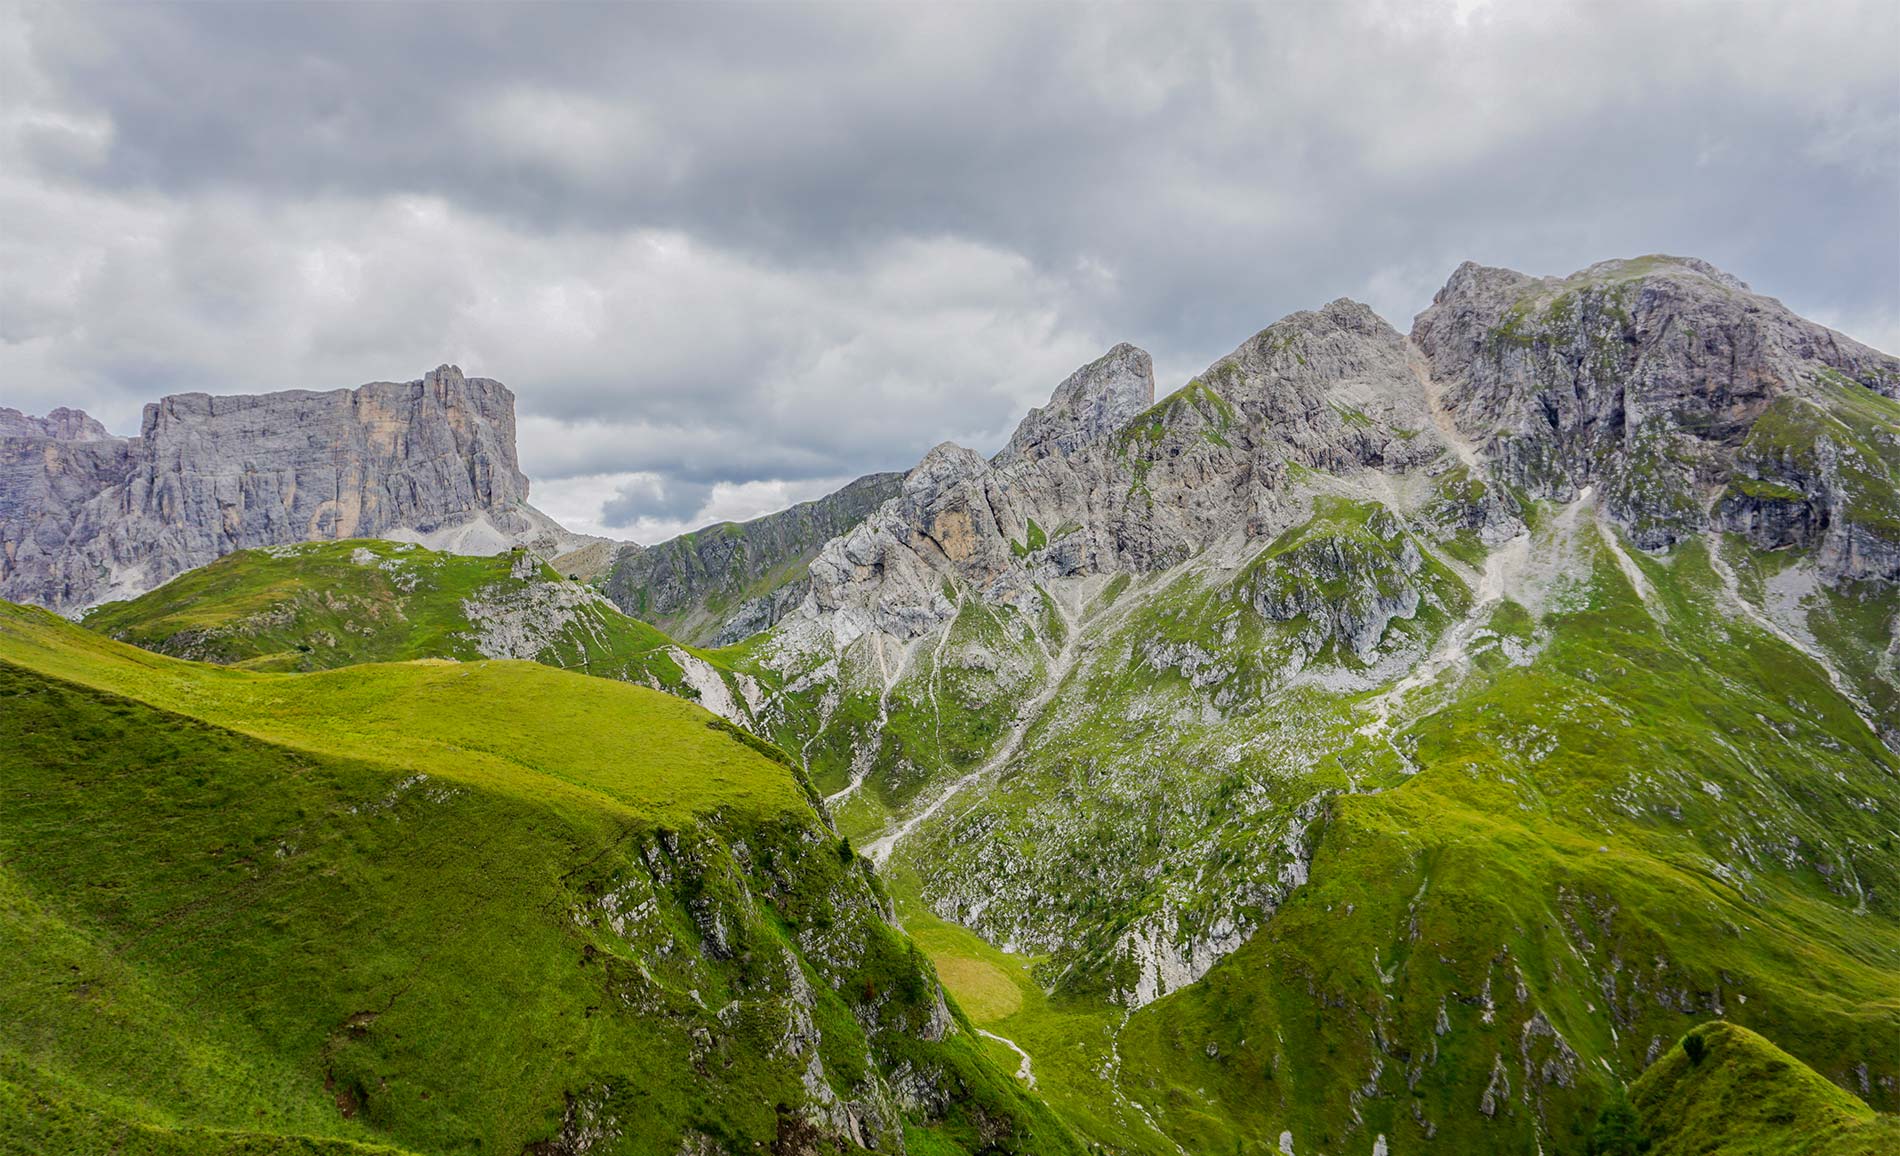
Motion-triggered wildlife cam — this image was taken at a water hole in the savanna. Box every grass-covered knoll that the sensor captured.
[1630,1022,1899,1156]
[86,540,553,668]
[6,601,798,825]
[0,603,1079,1154]
[83,539,755,721]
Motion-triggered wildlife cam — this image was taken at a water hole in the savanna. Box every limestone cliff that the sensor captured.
[1413,255,1900,575]
[0,365,586,611]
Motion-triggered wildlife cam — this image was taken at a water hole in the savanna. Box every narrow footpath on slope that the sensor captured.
[863,591,1082,866]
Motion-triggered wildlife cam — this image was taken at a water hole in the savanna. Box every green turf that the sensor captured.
[1630,1022,1900,1155]
[0,602,1080,1154]
[82,540,746,715]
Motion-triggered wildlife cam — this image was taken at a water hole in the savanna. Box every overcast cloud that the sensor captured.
[2,0,1895,541]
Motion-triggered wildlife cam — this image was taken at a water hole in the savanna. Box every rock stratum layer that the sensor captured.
[0,365,583,612]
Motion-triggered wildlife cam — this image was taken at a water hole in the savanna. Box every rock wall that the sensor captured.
[793,298,1456,647]
[0,365,580,611]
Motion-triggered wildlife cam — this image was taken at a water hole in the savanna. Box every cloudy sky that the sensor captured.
[3,1,1896,541]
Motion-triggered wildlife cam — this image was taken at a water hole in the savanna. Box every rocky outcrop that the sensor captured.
[1412,255,1900,568]
[1245,508,1427,662]
[0,406,112,442]
[994,342,1154,464]
[600,470,903,644]
[0,366,587,611]
[791,298,1454,647]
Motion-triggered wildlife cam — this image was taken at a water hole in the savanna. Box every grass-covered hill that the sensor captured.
[83,539,764,726]
[1628,1022,1900,1155]
[0,601,1077,1155]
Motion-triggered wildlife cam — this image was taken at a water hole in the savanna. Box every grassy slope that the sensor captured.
[1104,529,1900,1154]
[0,603,1076,1155]
[1631,1022,1900,1156]
[83,539,748,717]
[866,502,1899,1154]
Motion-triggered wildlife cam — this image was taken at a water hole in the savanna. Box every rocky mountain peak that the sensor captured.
[0,406,114,442]
[1414,254,1899,566]
[999,343,1155,463]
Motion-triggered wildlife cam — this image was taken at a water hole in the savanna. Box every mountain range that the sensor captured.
[2,254,1896,1155]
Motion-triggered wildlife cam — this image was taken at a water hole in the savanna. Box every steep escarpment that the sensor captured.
[0,366,587,612]
[1413,256,1900,575]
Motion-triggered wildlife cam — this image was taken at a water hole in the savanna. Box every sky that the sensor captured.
[2,1,1896,543]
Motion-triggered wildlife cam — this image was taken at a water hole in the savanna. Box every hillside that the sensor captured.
[600,471,905,646]
[0,602,1077,1154]
[84,539,764,727]
[1628,1022,1900,1155]
[703,256,1900,1153]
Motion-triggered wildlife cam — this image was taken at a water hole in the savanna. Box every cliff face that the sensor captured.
[0,365,581,611]
[1413,256,1900,573]
[600,470,904,645]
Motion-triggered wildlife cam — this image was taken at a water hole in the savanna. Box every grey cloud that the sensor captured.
[599,476,714,530]
[3,0,1895,534]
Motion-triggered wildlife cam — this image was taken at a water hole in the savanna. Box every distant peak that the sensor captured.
[0,405,113,442]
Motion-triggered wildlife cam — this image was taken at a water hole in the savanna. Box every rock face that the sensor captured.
[1413,256,1900,573]
[0,406,112,442]
[0,366,586,611]
[795,297,1455,646]
[600,470,904,645]
[996,342,1155,464]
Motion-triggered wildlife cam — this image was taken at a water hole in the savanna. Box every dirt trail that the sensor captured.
[863,578,1151,867]
[1703,533,1878,736]
[1356,527,1529,745]
[865,593,1081,866]
[975,1029,1036,1087]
